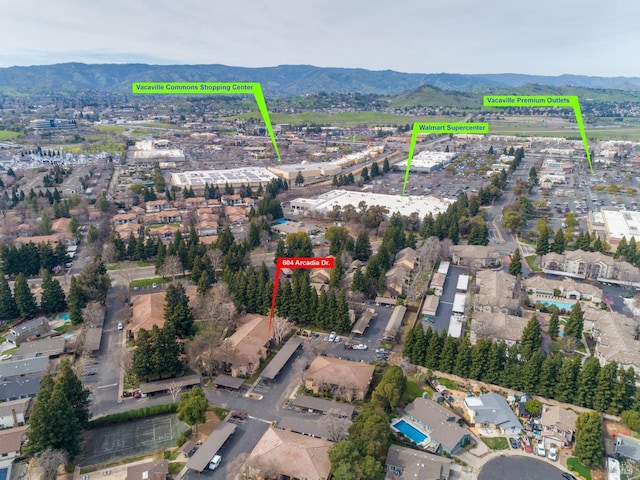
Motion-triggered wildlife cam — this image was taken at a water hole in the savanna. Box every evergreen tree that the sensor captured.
[354,230,373,261]
[521,351,544,394]
[164,283,195,338]
[294,171,305,186]
[67,276,85,325]
[508,248,523,276]
[577,357,601,408]
[573,411,604,467]
[552,227,566,254]
[56,360,90,428]
[538,356,561,398]
[178,387,209,435]
[520,314,542,361]
[555,357,580,404]
[615,236,628,259]
[0,271,18,320]
[564,302,584,340]
[40,270,67,314]
[14,272,38,319]
[453,338,472,378]
[593,362,619,414]
[536,229,550,256]
[382,158,390,173]
[360,166,369,182]
[547,306,560,340]
[439,335,458,374]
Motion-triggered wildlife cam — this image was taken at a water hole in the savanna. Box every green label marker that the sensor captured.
[483,95,592,172]
[403,122,489,196]
[132,82,281,161]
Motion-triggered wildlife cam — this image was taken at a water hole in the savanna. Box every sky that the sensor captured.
[1,0,639,77]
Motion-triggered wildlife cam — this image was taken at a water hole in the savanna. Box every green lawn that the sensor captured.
[437,378,458,390]
[566,457,591,480]
[168,462,185,475]
[130,277,170,288]
[525,255,541,272]
[0,130,21,141]
[480,437,509,450]
[403,381,427,404]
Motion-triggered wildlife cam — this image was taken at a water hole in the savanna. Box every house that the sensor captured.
[145,199,169,213]
[128,293,166,339]
[522,276,602,303]
[541,249,636,281]
[304,356,375,402]
[385,264,412,297]
[157,210,182,224]
[469,311,529,346]
[221,194,243,206]
[126,459,168,480]
[6,317,50,345]
[0,425,28,479]
[115,222,141,238]
[0,398,30,428]
[401,398,471,455]
[395,247,419,271]
[472,270,520,315]
[539,405,578,446]
[147,224,181,242]
[583,304,640,373]
[224,314,271,377]
[451,245,501,268]
[113,212,139,226]
[195,219,218,237]
[615,433,640,462]
[245,426,332,480]
[310,268,332,285]
[464,393,523,435]
[386,445,451,480]
[13,336,66,359]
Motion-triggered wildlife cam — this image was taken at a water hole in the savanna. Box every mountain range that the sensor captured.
[1,63,640,97]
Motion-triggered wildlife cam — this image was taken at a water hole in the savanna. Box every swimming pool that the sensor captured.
[58,313,70,321]
[536,300,575,311]
[392,419,428,444]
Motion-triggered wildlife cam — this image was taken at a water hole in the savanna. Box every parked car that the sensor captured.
[209,455,222,471]
[521,437,533,453]
[562,474,577,480]
[375,348,388,354]
[231,411,247,420]
[118,322,124,331]
[536,442,546,457]
[548,445,558,461]
[509,437,519,449]
[353,344,367,350]
[328,331,336,342]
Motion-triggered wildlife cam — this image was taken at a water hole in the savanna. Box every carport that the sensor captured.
[260,336,302,380]
[290,395,355,418]
[212,374,245,390]
[186,422,237,472]
[351,309,374,335]
[138,374,201,396]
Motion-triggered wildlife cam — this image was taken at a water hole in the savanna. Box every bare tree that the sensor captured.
[191,283,237,328]
[167,380,183,403]
[82,301,106,327]
[270,316,294,345]
[207,248,224,273]
[439,238,453,260]
[317,408,352,442]
[33,448,68,480]
[159,254,183,280]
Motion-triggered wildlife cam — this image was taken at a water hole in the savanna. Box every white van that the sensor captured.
[209,455,221,471]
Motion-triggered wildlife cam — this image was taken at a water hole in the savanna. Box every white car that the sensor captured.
[536,442,546,457]
[117,322,124,331]
[209,455,221,470]
[352,344,368,350]
[328,331,336,342]
[548,445,558,461]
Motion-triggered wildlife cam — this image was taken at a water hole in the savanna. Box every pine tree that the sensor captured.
[439,335,458,374]
[573,411,604,467]
[14,272,38,319]
[0,271,18,320]
[40,270,67,314]
[67,276,85,325]
[453,338,472,377]
[577,357,601,408]
[555,357,580,404]
[353,230,372,261]
[564,302,584,340]
[552,227,566,254]
[508,248,523,276]
[520,314,542,361]
[536,229,550,256]
[547,307,560,339]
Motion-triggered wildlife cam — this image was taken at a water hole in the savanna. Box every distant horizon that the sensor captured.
[1,0,639,77]
[1,61,639,80]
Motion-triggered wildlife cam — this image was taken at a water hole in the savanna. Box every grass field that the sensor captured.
[227,111,460,127]
[0,130,21,141]
[480,437,509,450]
[402,381,427,404]
[525,255,541,272]
[130,277,169,288]
[566,457,591,480]
[437,378,458,390]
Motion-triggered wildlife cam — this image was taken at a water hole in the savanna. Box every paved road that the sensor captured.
[477,454,565,480]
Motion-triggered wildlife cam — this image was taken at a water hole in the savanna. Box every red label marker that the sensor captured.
[268,257,335,334]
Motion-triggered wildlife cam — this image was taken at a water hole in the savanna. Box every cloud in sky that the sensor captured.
[1,0,639,76]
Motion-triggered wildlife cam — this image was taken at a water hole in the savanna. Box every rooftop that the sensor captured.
[170,168,277,187]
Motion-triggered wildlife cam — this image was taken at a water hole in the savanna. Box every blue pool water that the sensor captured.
[537,299,575,310]
[274,219,287,225]
[393,420,428,444]
[58,313,70,321]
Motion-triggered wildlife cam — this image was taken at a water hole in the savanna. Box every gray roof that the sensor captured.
[13,336,66,359]
[260,336,302,380]
[84,327,103,352]
[404,398,470,453]
[138,374,201,395]
[352,309,374,335]
[277,416,330,440]
[0,356,49,379]
[616,434,640,461]
[186,422,236,472]
[386,444,451,480]
[466,393,522,434]
[212,374,244,389]
[10,316,49,336]
[0,373,43,401]
[290,395,355,418]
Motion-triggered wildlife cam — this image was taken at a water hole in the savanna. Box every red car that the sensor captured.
[521,437,533,453]
[231,411,247,420]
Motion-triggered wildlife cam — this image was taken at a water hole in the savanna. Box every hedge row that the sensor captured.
[89,403,178,428]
